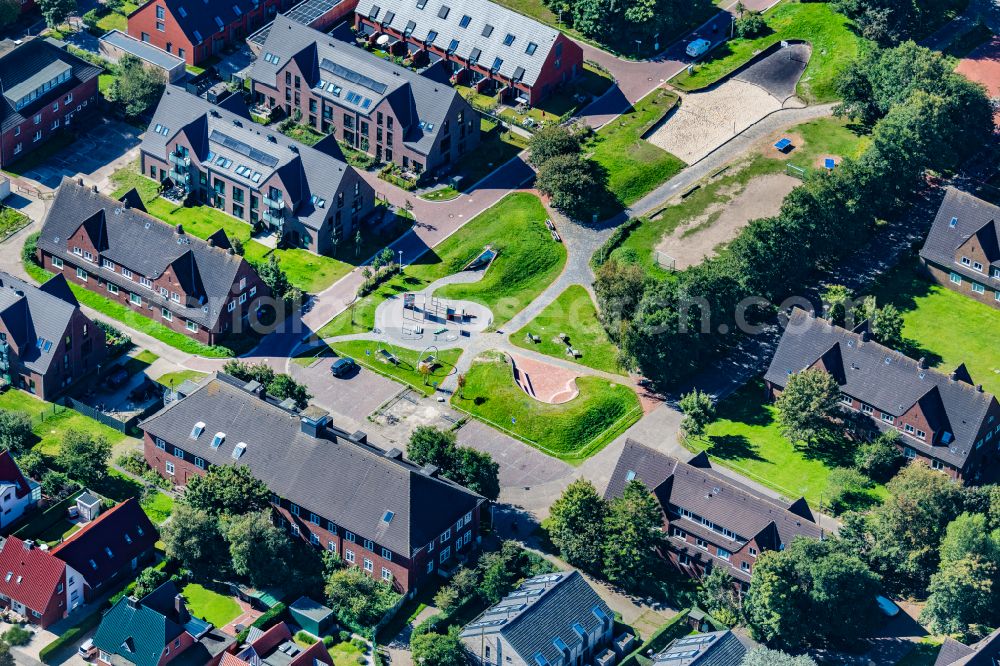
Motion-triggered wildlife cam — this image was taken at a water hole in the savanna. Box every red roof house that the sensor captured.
[0,536,83,628]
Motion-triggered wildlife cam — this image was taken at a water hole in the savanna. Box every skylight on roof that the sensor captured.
[382,510,394,523]
[437,5,449,18]
[482,24,493,37]
[426,29,437,44]
[232,442,247,459]
[447,38,459,53]
[211,432,225,448]
[193,30,203,42]
[404,20,416,37]
[458,14,470,28]
[503,33,515,46]
[214,15,225,28]
[232,4,241,15]
[191,421,206,439]
[525,41,538,55]
[949,216,958,228]
[491,56,503,72]
[415,0,426,8]
[178,5,187,15]
[625,470,636,481]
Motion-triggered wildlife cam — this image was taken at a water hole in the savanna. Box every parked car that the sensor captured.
[876,595,901,617]
[79,638,97,660]
[331,357,357,378]
[686,38,712,58]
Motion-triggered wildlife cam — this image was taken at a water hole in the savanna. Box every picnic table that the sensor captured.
[377,349,399,365]
[824,158,836,170]
[774,138,793,153]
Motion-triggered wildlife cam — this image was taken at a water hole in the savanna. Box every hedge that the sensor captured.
[619,609,690,666]
[236,601,288,643]
[39,610,102,663]
[590,216,643,268]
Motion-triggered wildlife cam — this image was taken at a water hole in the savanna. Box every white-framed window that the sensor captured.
[33,130,41,142]
[130,293,142,306]
[240,277,246,291]
[155,437,166,449]
[382,548,392,560]
[249,286,257,297]
[122,268,133,279]
[228,300,236,312]
[916,429,927,440]
[427,560,434,573]
[290,503,300,516]
[310,513,320,525]
[291,524,300,537]
[931,460,945,471]
[345,549,355,563]
[195,457,205,469]
[861,404,873,415]
[717,547,731,560]
[465,512,472,524]
[310,533,320,545]
[440,529,451,544]
[73,246,82,256]
[950,272,962,284]
[973,261,983,271]
[173,446,183,458]
[463,531,471,545]
[696,538,708,550]
[239,292,247,304]
[456,516,464,529]
[52,256,63,269]
[186,320,197,332]
[165,461,175,475]
[741,561,751,572]
[346,531,356,543]
[881,413,894,424]
[971,283,985,294]
[140,277,153,289]
[428,540,434,552]
[382,567,392,581]
[83,250,94,262]
[749,547,758,557]
[961,256,971,266]
[161,308,172,321]
[439,546,451,563]
[671,526,684,538]
[904,447,917,459]
[364,539,373,551]
[76,267,87,281]
[170,291,181,303]
[160,287,169,298]
[107,283,119,295]
[328,541,337,553]
[102,258,114,270]
[364,558,373,572]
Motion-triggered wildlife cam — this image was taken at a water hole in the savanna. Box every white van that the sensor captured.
[686,38,712,58]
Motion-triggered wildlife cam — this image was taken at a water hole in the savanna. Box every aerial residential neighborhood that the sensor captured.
[0,0,996,663]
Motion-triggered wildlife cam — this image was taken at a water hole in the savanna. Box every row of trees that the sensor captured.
[222,359,312,409]
[831,0,967,45]
[602,42,993,390]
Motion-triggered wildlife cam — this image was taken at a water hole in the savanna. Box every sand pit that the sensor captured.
[510,354,579,404]
[647,80,783,164]
[656,173,799,270]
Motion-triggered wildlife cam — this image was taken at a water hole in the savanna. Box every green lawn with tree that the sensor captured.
[319,193,565,335]
[0,390,128,457]
[587,89,685,210]
[867,256,1000,397]
[180,583,242,627]
[452,351,640,461]
[328,341,461,396]
[421,118,528,201]
[685,380,886,508]
[672,2,866,103]
[511,286,624,375]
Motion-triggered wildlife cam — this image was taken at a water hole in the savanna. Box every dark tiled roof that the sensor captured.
[0,271,81,375]
[605,440,823,573]
[920,187,1000,284]
[0,37,102,133]
[131,0,262,46]
[142,86,356,232]
[37,178,255,330]
[654,630,747,666]
[51,498,158,589]
[251,15,470,156]
[934,629,1000,665]
[94,581,187,666]
[140,374,483,555]
[764,309,998,470]
[354,0,561,86]
[0,537,65,614]
[460,571,612,665]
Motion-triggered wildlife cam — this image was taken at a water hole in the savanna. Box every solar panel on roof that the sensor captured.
[656,651,700,662]
[673,634,718,647]
[437,5,449,18]
[319,59,388,94]
[466,618,507,630]
[209,130,280,168]
[383,10,394,23]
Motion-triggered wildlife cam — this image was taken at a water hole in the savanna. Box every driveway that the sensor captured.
[290,354,403,423]
[17,120,142,190]
[456,419,572,490]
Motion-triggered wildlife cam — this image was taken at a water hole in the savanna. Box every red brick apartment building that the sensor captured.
[142,87,375,255]
[250,15,480,175]
[127,0,298,65]
[140,373,486,593]
[353,0,583,105]
[766,308,1000,483]
[36,178,271,347]
[0,37,100,170]
[920,187,1000,309]
[605,440,824,591]
[0,270,106,400]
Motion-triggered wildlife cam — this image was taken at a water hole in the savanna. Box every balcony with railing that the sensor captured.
[262,209,283,226]
[169,152,191,167]
[262,196,285,210]
[168,169,191,184]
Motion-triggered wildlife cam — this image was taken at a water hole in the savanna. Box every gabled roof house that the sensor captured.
[0,536,84,628]
[0,450,41,530]
[934,628,1000,665]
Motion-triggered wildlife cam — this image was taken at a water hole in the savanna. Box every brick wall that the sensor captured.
[923,259,1000,310]
[0,77,99,169]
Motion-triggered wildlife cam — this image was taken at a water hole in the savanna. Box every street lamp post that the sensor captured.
[398,250,403,273]
[634,39,642,54]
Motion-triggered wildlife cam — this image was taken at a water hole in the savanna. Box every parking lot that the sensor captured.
[290,354,403,424]
[456,419,571,490]
[18,120,142,189]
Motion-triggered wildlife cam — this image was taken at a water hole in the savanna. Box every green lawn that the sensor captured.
[896,638,944,666]
[319,192,565,335]
[689,380,885,508]
[278,122,326,146]
[329,641,367,666]
[511,286,624,375]
[96,469,175,524]
[95,11,126,32]
[453,351,641,461]
[671,2,866,103]
[0,390,128,457]
[603,116,869,276]
[154,369,208,388]
[0,208,30,240]
[328,341,462,396]
[494,63,614,126]
[421,185,462,201]
[23,260,236,358]
[868,257,1000,397]
[431,117,528,195]
[181,583,242,627]
[587,88,685,210]
[111,165,412,294]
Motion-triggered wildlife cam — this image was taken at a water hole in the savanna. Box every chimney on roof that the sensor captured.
[420,463,439,477]
[918,357,927,369]
[208,237,215,247]
[300,405,330,437]
[176,224,184,234]
[977,384,984,392]
[243,379,264,397]
[22,539,33,550]
[126,596,139,609]
[950,371,957,381]
[350,430,367,444]
[384,448,403,460]
[174,594,190,624]
[859,331,869,343]
[77,177,84,186]
[228,248,235,255]
[91,185,98,193]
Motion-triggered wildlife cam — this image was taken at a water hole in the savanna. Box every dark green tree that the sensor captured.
[267,374,312,409]
[38,0,75,27]
[678,389,715,439]
[0,410,32,454]
[602,480,663,589]
[13,449,45,480]
[593,257,646,344]
[0,0,19,28]
[182,465,271,516]
[775,368,841,446]
[132,566,171,598]
[325,566,400,628]
[253,255,291,300]
[528,125,581,167]
[741,647,817,666]
[853,430,901,482]
[105,55,165,118]
[161,504,226,574]
[411,627,466,666]
[921,556,997,636]
[534,153,604,221]
[225,511,294,588]
[407,427,499,500]
[56,430,111,487]
[546,479,609,572]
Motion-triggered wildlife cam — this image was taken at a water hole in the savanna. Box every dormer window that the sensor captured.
[232,442,247,459]
[961,256,971,266]
[211,432,225,448]
[191,422,205,439]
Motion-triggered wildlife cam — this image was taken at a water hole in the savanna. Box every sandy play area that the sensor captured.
[510,353,579,404]
[655,173,799,270]
[649,44,811,164]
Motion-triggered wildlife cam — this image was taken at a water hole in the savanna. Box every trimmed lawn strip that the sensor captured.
[588,89,685,208]
[452,351,641,461]
[329,340,461,396]
[98,469,174,524]
[867,256,1000,397]
[0,390,128,457]
[605,116,868,275]
[181,583,242,627]
[671,2,865,103]
[691,379,886,508]
[511,285,624,375]
[0,208,30,240]
[319,192,565,335]
[438,117,528,194]
[896,638,944,666]
[154,369,209,387]
[23,261,235,358]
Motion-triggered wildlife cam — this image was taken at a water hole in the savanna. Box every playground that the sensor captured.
[647,44,812,164]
